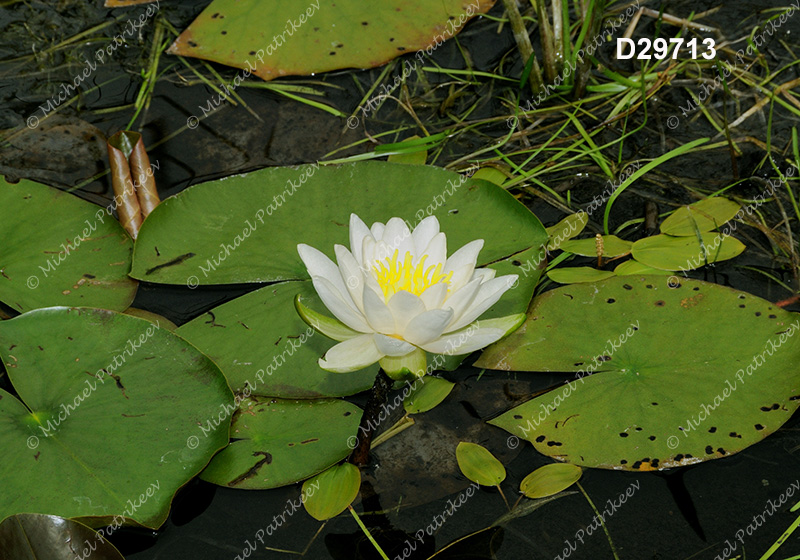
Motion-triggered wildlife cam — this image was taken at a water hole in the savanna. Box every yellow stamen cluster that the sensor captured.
[372,250,451,300]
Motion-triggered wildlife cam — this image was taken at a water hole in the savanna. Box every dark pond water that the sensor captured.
[1,0,800,559]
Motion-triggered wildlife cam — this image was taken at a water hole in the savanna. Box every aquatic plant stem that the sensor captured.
[349,369,393,466]
[348,505,390,560]
[577,482,620,560]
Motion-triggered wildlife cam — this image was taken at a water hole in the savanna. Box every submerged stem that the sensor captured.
[348,369,393,466]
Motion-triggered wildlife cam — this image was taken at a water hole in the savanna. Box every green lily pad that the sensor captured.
[0,307,232,527]
[168,0,495,81]
[176,281,377,397]
[479,276,800,470]
[403,376,455,414]
[631,233,745,271]
[130,162,546,289]
[0,176,137,313]
[547,267,615,284]
[302,462,361,521]
[546,212,588,251]
[456,442,505,486]
[200,396,361,489]
[660,197,741,236]
[0,513,125,560]
[560,234,631,258]
[519,463,582,499]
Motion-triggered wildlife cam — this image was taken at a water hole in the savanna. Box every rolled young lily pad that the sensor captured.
[0,307,233,527]
[631,232,745,271]
[660,197,741,236]
[520,463,582,499]
[0,176,137,313]
[168,1,495,81]
[0,513,125,560]
[200,396,361,489]
[479,276,800,470]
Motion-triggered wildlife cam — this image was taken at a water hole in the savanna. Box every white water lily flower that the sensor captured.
[296,214,524,378]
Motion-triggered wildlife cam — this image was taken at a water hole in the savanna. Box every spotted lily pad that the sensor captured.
[0,176,137,313]
[168,1,495,81]
[200,396,361,489]
[0,307,232,526]
[479,276,800,470]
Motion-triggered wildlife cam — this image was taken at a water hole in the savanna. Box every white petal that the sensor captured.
[442,277,483,326]
[374,334,416,356]
[411,216,440,254]
[419,326,506,355]
[444,239,483,275]
[387,290,427,332]
[362,287,396,333]
[349,214,372,267]
[471,267,496,282]
[382,217,414,256]
[334,244,365,314]
[404,308,454,346]
[419,282,448,310]
[298,244,350,297]
[320,334,383,372]
[370,221,385,240]
[312,276,370,333]
[447,275,518,331]
[420,232,447,269]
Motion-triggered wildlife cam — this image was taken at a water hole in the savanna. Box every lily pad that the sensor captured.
[0,307,232,527]
[519,463,582,499]
[479,276,800,470]
[0,513,125,560]
[631,233,745,271]
[168,1,495,81]
[302,462,361,521]
[560,234,631,258]
[0,176,137,313]
[660,197,741,236]
[176,281,377,397]
[456,442,505,486]
[547,267,615,284]
[130,162,546,291]
[200,396,361,489]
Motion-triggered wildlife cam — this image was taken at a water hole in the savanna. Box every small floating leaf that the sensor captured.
[547,267,615,284]
[456,442,506,486]
[660,197,741,236]
[403,376,455,414]
[632,233,745,271]
[520,463,582,498]
[302,463,361,521]
[546,213,589,251]
[613,259,669,276]
[560,234,631,258]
